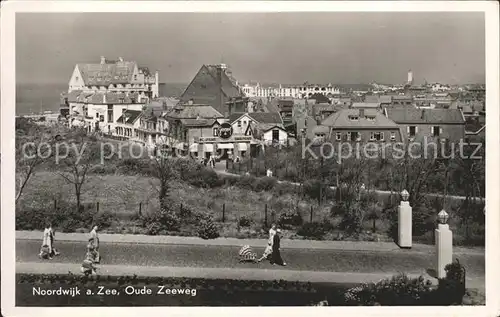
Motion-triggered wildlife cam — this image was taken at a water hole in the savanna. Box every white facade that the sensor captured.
[231,114,255,135]
[241,83,340,99]
[262,127,288,145]
[68,57,159,99]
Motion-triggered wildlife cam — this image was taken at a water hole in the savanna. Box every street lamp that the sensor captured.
[437,209,449,225]
[401,189,410,202]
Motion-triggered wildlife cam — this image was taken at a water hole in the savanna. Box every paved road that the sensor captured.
[16,240,485,278]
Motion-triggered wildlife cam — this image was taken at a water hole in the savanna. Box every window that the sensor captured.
[432,126,441,137]
[366,116,376,121]
[350,132,360,142]
[336,132,342,141]
[370,132,375,141]
[409,126,417,137]
[237,120,242,128]
[95,113,99,119]
[374,132,384,141]
[391,132,396,141]
[75,76,79,81]
[213,127,219,137]
[272,129,280,142]
[99,115,104,122]
[349,115,359,121]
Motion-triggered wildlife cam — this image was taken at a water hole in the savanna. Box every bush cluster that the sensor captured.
[344,274,434,306]
[297,220,334,240]
[278,210,303,229]
[140,206,180,235]
[16,202,115,232]
[197,216,220,240]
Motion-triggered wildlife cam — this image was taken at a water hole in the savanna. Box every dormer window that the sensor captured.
[366,116,375,121]
[349,115,359,121]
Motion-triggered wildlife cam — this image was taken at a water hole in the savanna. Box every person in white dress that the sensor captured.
[88,225,100,263]
[257,223,277,262]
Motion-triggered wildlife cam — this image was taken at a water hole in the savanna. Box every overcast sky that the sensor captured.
[16,12,485,85]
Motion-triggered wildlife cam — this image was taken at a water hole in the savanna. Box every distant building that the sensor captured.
[180,64,245,116]
[322,109,403,143]
[67,56,159,99]
[385,108,465,143]
[241,83,340,99]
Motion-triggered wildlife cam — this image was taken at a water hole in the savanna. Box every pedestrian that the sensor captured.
[88,225,100,263]
[49,224,60,257]
[81,249,98,276]
[257,223,277,262]
[270,229,286,266]
[40,223,52,259]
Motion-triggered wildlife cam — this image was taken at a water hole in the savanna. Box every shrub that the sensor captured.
[278,210,303,229]
[16,202,116,232]
[436,259,466,305]
[140,206,180,235]
[252,176,277,192]
[237,175,257,190]
[297,220,333,240]
[344,274,434,306]
[117,158,151,175]
[184,167,223,188]
[197,217,220,240]
[89,164,117,175]
[238,216,253,228]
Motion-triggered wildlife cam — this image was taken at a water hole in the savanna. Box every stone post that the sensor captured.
[435,210,453,278]
[398,190,412,248]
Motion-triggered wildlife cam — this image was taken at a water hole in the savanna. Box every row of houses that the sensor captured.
[60,58,485,159]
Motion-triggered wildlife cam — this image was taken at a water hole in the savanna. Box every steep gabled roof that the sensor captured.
[168,105,224,119]
[117,110,142,124]
[247,112,283,125]
[76,60,137,86]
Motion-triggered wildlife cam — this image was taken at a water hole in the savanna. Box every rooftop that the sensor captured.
[322,109,399,129]
[386,108,465,124]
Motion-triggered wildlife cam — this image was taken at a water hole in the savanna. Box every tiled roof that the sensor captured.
[351,102,381,109]
[314,103,336,112]
[205,65,242,99]
[180,118,218,127]
[386,108,465,124]
[77,60,137,86]
[116,110,142,124]
[322,109,399,129]
[168,105,224,119]
[67,91,143,104]
[392,95,413,100]
[248,112,284,124]
[312,125,330,134]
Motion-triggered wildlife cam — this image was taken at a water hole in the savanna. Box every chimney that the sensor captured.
[359,108,365,118]
[118,57,124,62]
[100,56,106,64]
[103,93,107,104]
[421,109,426,119]
[216,65,224,115]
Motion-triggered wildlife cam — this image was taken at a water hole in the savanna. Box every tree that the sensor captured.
[15,118,54,204]
[55,128,104,212]
[149,151,179,209]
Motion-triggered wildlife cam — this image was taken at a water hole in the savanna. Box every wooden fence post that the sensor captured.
[96,202,100,213]
[138,202,142,216]
[54,199,57,211]
[310,205,313,223]
[222,203,226,223]
[264,204,268,227]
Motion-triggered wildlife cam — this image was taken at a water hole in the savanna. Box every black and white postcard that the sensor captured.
[1,1,499,317]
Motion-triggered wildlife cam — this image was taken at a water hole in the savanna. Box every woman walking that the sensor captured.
[270,229,287,266]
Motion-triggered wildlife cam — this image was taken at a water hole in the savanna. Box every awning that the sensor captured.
[238,143,248,151]
[216,143,234,149]
[189,143,198,152]
[204,144,214,152]
[174,142,185,150]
